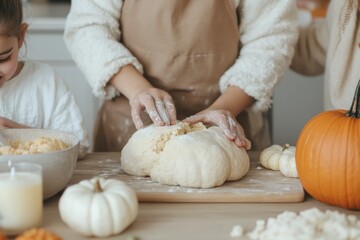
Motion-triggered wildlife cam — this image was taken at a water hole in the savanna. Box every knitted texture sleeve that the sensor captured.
[64,0,143,99]
[220,0,299,111]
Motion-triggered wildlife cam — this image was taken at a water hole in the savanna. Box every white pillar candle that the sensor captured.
[0,163,43,235]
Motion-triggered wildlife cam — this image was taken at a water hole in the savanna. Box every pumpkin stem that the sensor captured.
[347,80,360,118]
[94,178,103,193]
[282,144,290,151]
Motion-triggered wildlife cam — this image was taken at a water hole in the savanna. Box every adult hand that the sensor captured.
[184,110,251,149]
[129,88,177,129]
[0,117,29,129]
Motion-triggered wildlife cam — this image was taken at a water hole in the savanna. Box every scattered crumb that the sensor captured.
[230,225,244,238]
[120,235,140,240]
[246,208,360,240]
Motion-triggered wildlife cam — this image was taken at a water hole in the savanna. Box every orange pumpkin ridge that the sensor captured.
[296,79,360,209]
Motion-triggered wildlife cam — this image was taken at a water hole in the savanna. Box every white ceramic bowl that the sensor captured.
[0,128,79,200]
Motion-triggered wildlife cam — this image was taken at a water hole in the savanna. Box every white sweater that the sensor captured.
[0,61,89,158]
[64,0,298,111]
[291,0,360,110]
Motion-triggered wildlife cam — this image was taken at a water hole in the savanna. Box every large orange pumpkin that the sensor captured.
[296,80,360,209]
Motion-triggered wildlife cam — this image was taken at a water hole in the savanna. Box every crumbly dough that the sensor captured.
[230,225,244,238]
[0,137,69,155]
[121,122,250,188]
[243,208,360,240]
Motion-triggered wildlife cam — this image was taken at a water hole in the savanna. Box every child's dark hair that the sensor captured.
[0,0,23,37]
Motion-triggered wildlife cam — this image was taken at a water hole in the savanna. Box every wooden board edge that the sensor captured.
[136,190,305,203]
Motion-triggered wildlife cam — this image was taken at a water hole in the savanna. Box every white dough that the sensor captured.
[121,122,250,188]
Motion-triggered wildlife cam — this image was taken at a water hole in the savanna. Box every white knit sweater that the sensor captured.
[0,61,89,158]
[64,0,298,111]
[291,0,360,110]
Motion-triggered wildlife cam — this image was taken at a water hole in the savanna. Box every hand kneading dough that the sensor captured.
[121,122,250,188]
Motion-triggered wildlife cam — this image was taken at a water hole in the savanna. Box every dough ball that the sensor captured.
[120,123,188,176]
[121,122,250,188]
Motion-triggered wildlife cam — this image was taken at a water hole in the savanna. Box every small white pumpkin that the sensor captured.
[279,146,298,178]
[260,144,293,170]
[260,144,298,178]
[59,177,138,238]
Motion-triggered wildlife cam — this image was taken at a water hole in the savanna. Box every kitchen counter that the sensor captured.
[40,153,360,240]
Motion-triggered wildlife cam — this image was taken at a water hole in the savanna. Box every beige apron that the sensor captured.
[94,0,270,151]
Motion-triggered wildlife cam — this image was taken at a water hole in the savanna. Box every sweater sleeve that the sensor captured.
[64,0,143,99]
[219,0,299,111]
[290,19,328,76]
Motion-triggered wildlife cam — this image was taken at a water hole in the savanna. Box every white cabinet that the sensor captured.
[24,25,100,150]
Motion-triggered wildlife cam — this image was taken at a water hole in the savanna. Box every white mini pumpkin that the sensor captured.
[59,177,138,238]
[279,147,298,178]
[260,144,292,170]
[260,144,298,178]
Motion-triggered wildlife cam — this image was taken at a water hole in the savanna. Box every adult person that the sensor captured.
[291,0,360,111]
[64,0,298,151]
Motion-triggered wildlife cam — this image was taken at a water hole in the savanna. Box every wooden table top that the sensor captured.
[40,153,360,240]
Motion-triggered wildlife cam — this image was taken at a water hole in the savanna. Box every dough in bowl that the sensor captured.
[121,122,250,188]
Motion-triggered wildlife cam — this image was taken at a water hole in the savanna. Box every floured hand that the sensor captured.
[129,88,177,129]
[184,110,251,149]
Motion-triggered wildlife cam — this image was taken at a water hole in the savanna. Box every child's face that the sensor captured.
[0,35,21,87]
[0,23,28,87]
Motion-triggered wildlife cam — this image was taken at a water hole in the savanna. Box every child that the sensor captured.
[0,0,89,158]
[65,0,299,151]
[291,0,360,111]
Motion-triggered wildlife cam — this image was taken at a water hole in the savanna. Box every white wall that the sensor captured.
[272,70,324,145]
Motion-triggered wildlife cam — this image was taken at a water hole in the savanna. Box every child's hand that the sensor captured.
[129,88,177,129]
[184,110,251,149]
[0,117,29,129]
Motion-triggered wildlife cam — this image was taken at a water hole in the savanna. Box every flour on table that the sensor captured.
[121,122,250,188]
[230,225,244,238]
[234,208,360,240]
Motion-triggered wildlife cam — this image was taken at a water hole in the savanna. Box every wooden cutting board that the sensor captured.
[68,152,304,203]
